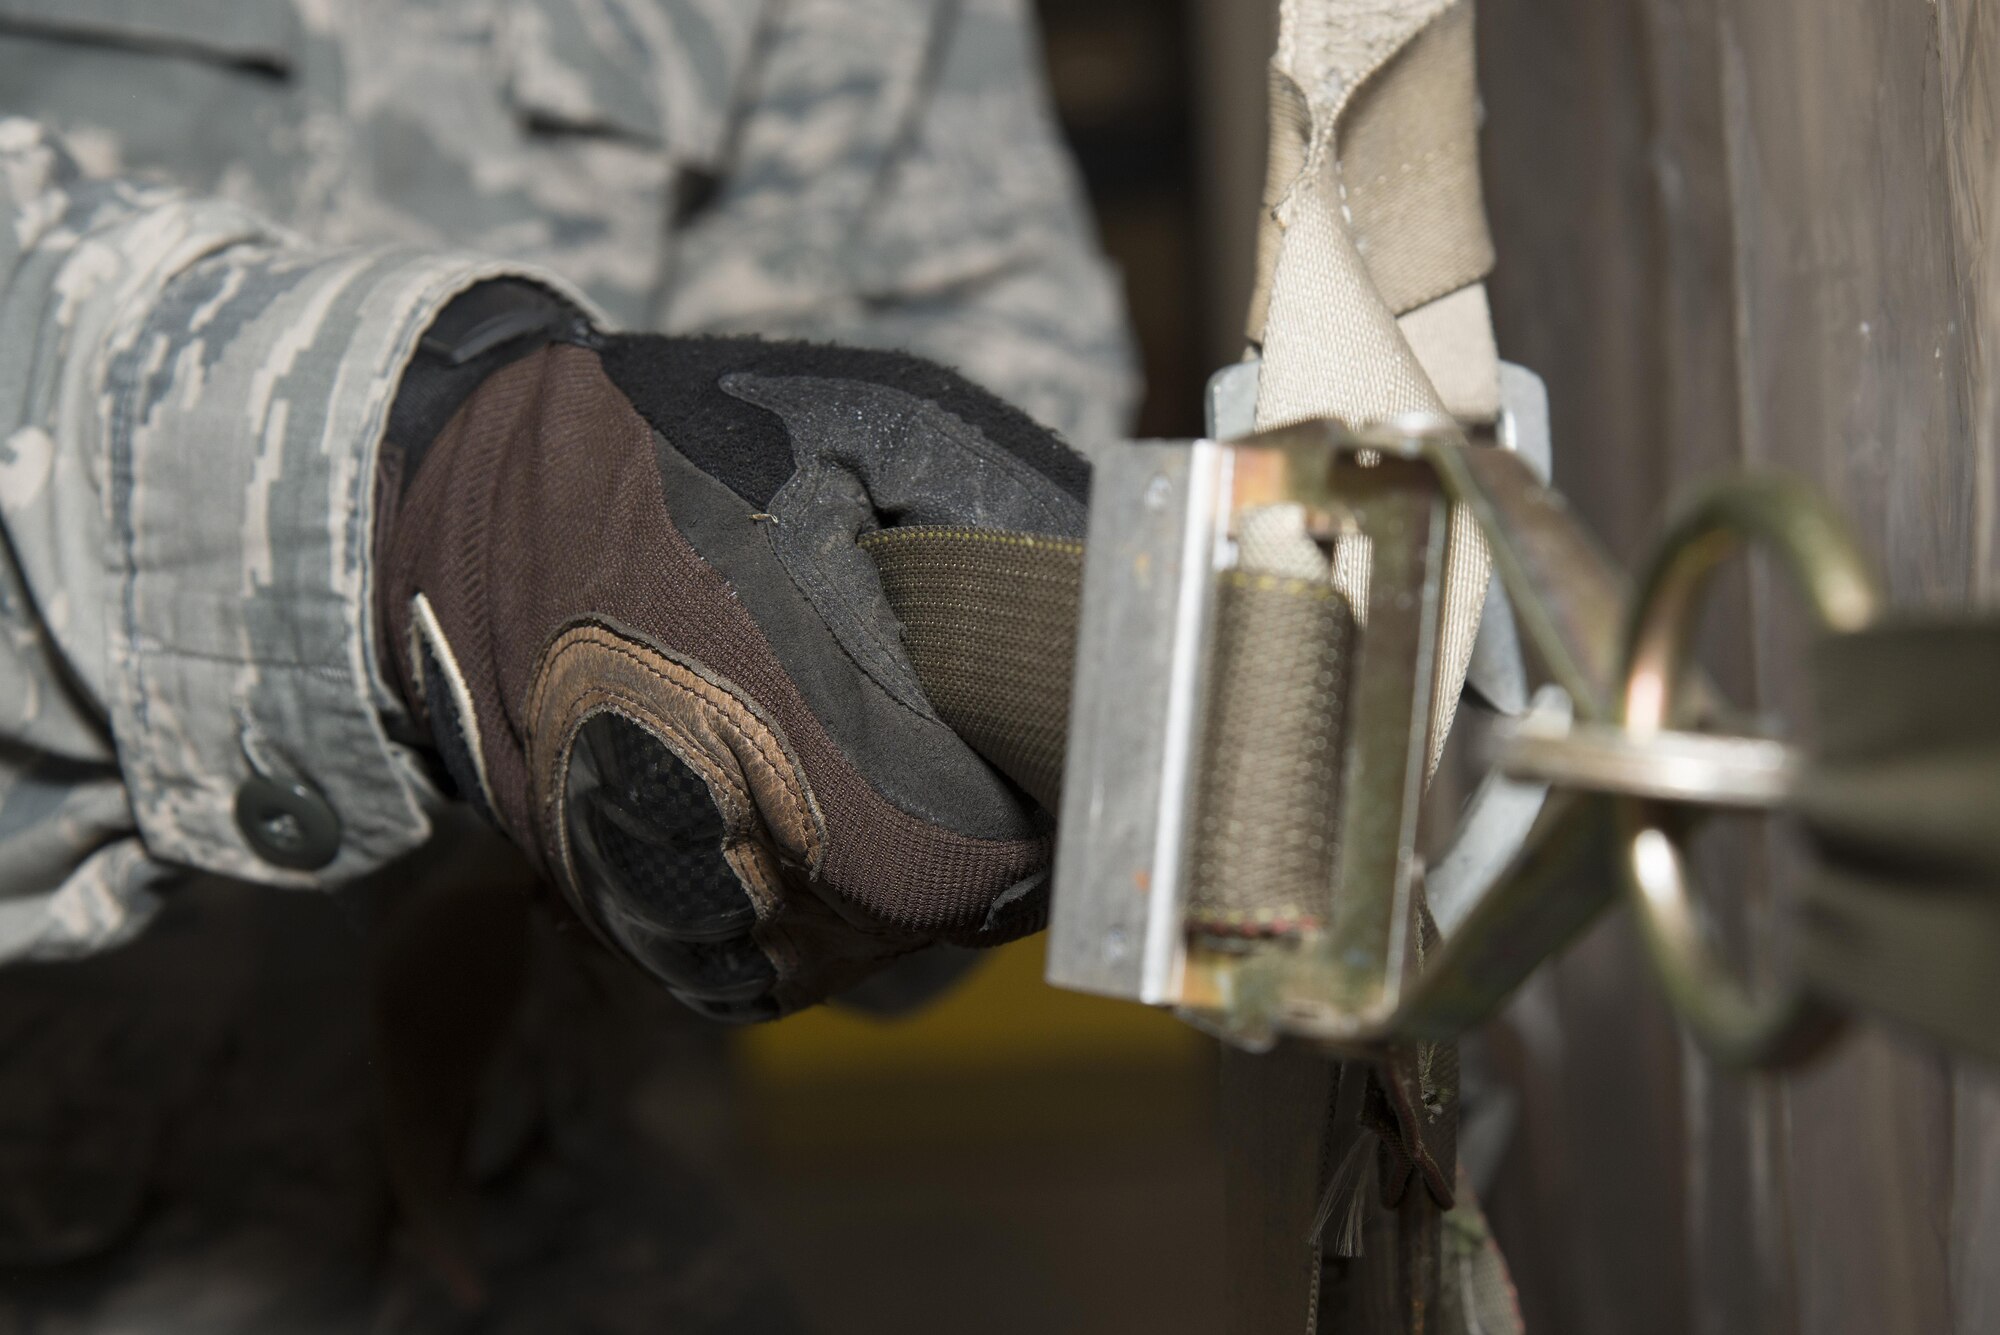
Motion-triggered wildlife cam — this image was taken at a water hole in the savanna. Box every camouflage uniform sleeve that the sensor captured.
[0,117,593,962]
[659,0,1141,453]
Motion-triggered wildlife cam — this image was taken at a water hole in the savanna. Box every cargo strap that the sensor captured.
[1240,17,1510,1322]
[866,521,1519,1335]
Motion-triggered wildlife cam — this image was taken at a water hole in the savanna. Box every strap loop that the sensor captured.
[1615,476,1881,1065]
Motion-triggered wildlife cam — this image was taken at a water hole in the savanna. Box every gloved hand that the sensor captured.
[376,290,1088,1021]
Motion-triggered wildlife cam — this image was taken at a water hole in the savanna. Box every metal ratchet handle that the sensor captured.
[1614,476,1882,1066]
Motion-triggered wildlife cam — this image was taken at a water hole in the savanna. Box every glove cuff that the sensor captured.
[384,279,591,491]
[375,282,592,814]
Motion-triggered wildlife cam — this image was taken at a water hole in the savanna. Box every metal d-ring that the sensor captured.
[1616,476,1883,1066]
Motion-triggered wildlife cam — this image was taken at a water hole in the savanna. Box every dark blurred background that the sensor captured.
[1034,0,1277,442]
[717,5,1275,1333]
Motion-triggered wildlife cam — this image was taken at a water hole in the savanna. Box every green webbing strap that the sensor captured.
[1188,571,1353,938]
[864,524,1354,943]
[1795,619,2000,1060]
[861,526,1083,813]
[871,525,1516,1335]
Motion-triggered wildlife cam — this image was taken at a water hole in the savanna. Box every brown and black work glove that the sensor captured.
[377,292,1087,1021]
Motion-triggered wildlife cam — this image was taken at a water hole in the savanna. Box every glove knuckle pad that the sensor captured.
[526,623,822,1008]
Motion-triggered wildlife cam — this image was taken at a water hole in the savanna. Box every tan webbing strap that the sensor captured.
[1335,5,1495,323]
[1249,0,1498,418]
[1249,0,1499,773]
[1250,0,1523,1268]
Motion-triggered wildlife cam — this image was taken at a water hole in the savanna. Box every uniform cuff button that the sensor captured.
[235,776,342,871]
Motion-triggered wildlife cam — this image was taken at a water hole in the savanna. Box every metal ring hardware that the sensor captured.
[1615,476,1883,1066]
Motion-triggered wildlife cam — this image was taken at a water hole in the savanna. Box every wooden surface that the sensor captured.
[1472,0,2000,1331]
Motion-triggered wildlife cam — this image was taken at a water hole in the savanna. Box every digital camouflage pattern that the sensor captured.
[0,0,1137,964]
